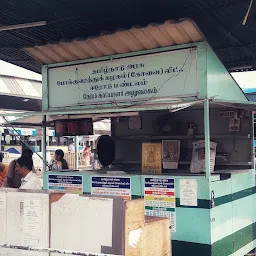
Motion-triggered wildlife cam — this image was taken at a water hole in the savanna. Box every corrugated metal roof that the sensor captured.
[25,19,204,64]
[246,94,256,101]
[0,0,254,72]
[0,113,110,133]
[0,110,26,124]
[0,75,42,99]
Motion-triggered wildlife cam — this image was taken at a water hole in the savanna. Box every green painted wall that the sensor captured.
[210,170,256,255]
[43,170,256,255]
[44,172,211,244]
[206,45,248,102]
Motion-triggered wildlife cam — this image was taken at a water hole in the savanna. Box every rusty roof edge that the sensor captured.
[178,17,206,40]
[24,18,205,52]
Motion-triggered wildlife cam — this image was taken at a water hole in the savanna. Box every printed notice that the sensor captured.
[91,176,131,200]
[180,179,198,206]
[144,177,176,232]
[21,200,41,246]
[48,174,83,194]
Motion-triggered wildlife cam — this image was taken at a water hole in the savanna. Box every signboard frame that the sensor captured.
[43,45,199,111]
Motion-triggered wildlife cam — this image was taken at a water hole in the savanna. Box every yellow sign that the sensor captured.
[142,143,162,174]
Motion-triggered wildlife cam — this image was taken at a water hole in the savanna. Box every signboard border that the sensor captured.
[45,45,199,110]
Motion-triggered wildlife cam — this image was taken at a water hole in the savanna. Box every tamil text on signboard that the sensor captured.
[47,48,198,108]
[48,174,83,194]
[91,176,131,200]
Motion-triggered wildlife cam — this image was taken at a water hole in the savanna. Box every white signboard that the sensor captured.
[11,128,35,136]
[48,48,198,108]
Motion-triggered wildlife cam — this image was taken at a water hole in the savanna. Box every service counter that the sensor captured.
[37,42,256,256]
[42,103,255,256]
[43,168,256,256]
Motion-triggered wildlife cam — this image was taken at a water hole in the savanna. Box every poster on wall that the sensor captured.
[180,179,198,206]
[229,117,240,132]
[144,177,176,232]
[190,140,217,173]
[91,176,131,200]
[48,174,83,194]
[47,48,198,109]
[142,143,162,174]
[162,140,180,169]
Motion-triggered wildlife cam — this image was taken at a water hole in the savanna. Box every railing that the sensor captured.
[0,244,121,256]
[64,151,89,169]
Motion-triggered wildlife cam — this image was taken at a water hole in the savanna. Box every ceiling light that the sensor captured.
[23,99,30,102]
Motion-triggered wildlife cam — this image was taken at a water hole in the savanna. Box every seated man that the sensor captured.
[15,156,41,190]
[3,148,35,188]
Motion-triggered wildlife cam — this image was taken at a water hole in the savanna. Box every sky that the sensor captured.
[0,60,41,81]
[0,60,254,89]
[231,71,256,89]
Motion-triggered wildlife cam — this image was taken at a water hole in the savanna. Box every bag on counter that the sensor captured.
[190,140,217,173]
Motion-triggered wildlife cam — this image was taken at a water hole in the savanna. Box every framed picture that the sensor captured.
[162,140,180,169]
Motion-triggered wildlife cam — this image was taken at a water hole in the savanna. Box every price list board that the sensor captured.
[144,177,176,232]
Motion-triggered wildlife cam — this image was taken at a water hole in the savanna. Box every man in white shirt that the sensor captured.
[15,157,42,190]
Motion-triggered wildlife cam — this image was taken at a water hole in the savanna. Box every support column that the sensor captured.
[74,136,79,169]
[42,115,47,173]
[204,99,211,180]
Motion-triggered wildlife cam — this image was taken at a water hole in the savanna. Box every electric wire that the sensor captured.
[2,116,51,169]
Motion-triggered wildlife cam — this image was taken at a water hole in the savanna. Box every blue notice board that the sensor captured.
[91,176,131,199]
[48,174,83,194]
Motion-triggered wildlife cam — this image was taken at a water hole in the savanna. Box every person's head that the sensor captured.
[16,156,33,177]
[21,148,33,158]
[0,153,4,163]
[54,149,64,161]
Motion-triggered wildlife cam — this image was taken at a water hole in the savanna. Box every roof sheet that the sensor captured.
[24,19,204,64]
[0,113,110,133]
[0,75,42,99]
[0,0,255,73]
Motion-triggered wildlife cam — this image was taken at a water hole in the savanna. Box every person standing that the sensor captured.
[68,138,75,152]
[16,156,41,190]
[2,148,35,188]
[83,146,91,167]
